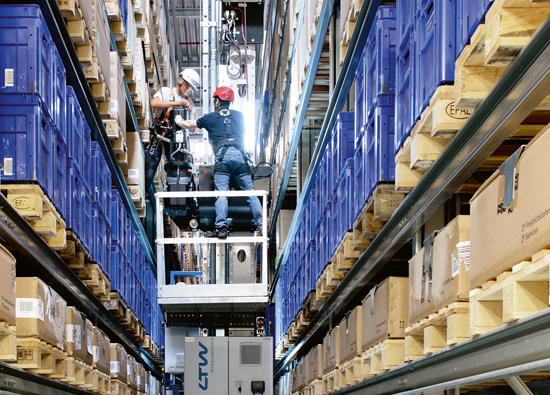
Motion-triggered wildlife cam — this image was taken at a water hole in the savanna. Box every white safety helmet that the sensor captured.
[179,69,200,89]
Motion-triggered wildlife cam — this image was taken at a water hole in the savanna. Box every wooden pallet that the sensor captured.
[103,291,128,319]
[405,302,470,362]
[81,263,111,301]
[361,339,405,379]
[303,291,324,319]
[12,338,67,377]
[455,0,550,110]
[141,335,163,363]
[337,357,361,388]
[322,368,340,394]
[352,184,404,248]
[110,379,128,395]
[61,357,94,387]
[305,379,324,395]
[59,230,92,273]
[91,369,111,394]
[275,340,287,360]
[0,322,17,362]
[469,249,550,337]
[333,232,361,273]
[1,184,67,250]
[315,266,334,302]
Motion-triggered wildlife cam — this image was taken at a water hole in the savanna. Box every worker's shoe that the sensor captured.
[204,228,228,239]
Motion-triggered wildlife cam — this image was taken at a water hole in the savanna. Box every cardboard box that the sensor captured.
[305,344,323,385]
[137,362,145,392]
[292,357,306,392]
[120,132,145,198]
[110,343,128,382]
[127,355,138,389]
[16,277,67,350]
[470,126,550,288]
[361,277,408,349]
[92,326,111,374]
[322,326,340,374]
[339,306,362,363]
[66,307,94,365]
[109,51,127,136]
[93,0,111,93]
[0,244,16,326]
[409,216,471,325]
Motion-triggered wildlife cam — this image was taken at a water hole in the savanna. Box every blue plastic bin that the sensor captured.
[0,5,55,118]
[52,48,66,144]
[91,202,111,278]
[397,0,417,46]
[90,142,112,222]
[110,189,126,248]
[332,112,355,180]
[65,164,92,253]
[456,0,491,56]
[0,93,55,198]
[415,0,456,116]
[365,7,397,118]
[353,131,366,220]
[66,87,91,186]
[355,48,367,146]
[366,105,396,198]
[110,244,125,297]
[395,31,416,153]
[337,159,355,240]
[53,129,67,216]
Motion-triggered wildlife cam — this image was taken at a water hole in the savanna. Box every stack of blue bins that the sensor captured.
[354,6,397,213]
[66,87,93,254]
[456,0,491,55]
[0,5,67,218]
[90,142,113,279]
[414,0,456,118]
[395,0,416,153]
[110,189,127,299]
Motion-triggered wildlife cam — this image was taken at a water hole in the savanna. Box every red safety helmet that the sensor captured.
[212,86,234,103]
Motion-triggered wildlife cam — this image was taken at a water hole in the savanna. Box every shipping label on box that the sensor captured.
[409,216,471,324]
[16,277,67,350]
[93,326,111,374]
[0,244,16,326]
[110,343,128,381]
[361,277,408,349]
[470,127,550,288]
[66,307,93,365]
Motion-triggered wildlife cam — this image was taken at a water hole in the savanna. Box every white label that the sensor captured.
[3,158,13,176]
[137,376,141,385]
[185,337,194,342]
[96,30,100,52]
[128,169,139,179]
[16,298,44,321]
[110,100,120,114]
[75,325,82,350]
[67,324,75,343]
[457,241,471,271]
[87,330,93,354]
[127,364,132,376]
[451,254,460,278]
[145,384,149,392]
[111,361,120,373]
[93,346,100,362]
[4,69,14,87]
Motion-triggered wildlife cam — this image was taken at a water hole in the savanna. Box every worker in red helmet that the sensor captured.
[176,86,262,239]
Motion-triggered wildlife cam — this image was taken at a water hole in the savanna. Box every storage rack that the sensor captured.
[0,0,168,392]
[270,0,550,394]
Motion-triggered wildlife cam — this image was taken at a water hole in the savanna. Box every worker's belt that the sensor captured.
[212,140,252,177]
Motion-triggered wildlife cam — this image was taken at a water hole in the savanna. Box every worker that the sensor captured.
[145,68,201,191]
[175,86,262,239]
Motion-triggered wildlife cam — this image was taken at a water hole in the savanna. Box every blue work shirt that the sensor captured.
[196,105,246,152]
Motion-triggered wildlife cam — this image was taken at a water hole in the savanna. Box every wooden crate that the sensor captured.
[12,337,67,377]
[61,357,94,387]
[322,369,339,394]
[337,357,361,387]
[0,322,16,362]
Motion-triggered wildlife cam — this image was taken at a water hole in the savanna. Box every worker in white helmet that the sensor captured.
[151,68,200,120]
[146,69,201,191]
